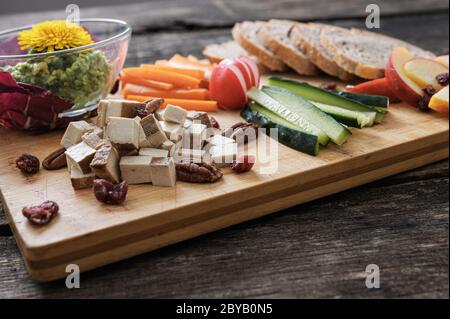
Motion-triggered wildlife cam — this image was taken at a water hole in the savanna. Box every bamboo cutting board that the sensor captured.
[0,76,448,282]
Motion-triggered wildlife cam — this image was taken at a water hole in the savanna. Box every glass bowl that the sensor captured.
[0,19,132,120]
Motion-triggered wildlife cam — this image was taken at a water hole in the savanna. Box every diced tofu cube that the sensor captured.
[138,148,169,158]
[183,119,193,130]
[60,120,96,149]
[120,156,153,185]
[186,111,211,127]
[140,114,168,148]
[206,135,235,147]
[159,121,183,142]
[90,145,121,183]
[97,99,146,128]
[65,142,97,174]
[209,143,238,167]
[161,140,177,156]
[188,123,207,149]
[150,157,177,187]
[177,149,209,163]
[106,117,140,149]
[82,131,109,150]
[70,167,95,190]
[162,104,187,124]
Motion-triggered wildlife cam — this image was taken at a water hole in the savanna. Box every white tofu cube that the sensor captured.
[162,104,187,124]
[65,142,97,174]
[82,131,109,150]
[97,99,146,128]
[90,145,121,183]
[140,114,168,148]
[187,123,207,149]
[138,148,169,158]
[159,121,183,142]
[206,135,235,147]
[106,117,140,149]
[120,156,153,185]
[60,120,96,149]
[150,157,177,187]
[209,143,238,167]
[70,167,95,190]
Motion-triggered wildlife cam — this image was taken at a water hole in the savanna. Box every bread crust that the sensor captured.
[290,23,355,81]
[232,22,286,71]
[257,22,319,75]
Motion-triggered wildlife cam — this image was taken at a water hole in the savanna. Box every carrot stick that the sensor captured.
[120,73,174,91]
[126,95,218,112]
[141,64,205,80]
[122,67,201,89]
[123,84,210,100]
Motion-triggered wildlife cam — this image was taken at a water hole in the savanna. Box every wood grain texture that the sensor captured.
[0,176,447,298]
[0,0,449,297]
[0,0,448,32]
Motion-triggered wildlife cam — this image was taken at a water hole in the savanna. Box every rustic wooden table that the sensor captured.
[0,0,448,298]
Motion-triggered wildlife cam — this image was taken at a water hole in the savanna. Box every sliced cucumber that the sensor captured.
[333,91,389,110]
[247,87,330,146]
[262,86,351,145]
[241,102,320,156]
[312,102,377,128]
[267,76,385,123]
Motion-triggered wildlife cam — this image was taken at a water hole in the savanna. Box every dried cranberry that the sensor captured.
[319,82,337,90]
[436,73,449,86]
[93,179,128,205]
[231,155,255,173]
[15,154,40,175]
[423,85,437,97]
[22,200,59,226]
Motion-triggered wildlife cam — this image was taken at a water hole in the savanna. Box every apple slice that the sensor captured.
[434,55,449,69]
[386,47,424,107]
[404,58,448,90]
[429,86,449,113]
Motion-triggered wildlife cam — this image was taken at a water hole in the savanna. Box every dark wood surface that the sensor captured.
[0,0,448,298]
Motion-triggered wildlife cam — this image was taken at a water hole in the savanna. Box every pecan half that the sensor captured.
[22,200,59,226]
[16,154,40,175]
[145,98,165,114]
[42,147,67,170]
[93,179,128,205]
[224,122,259,144]
[176,160,223,183]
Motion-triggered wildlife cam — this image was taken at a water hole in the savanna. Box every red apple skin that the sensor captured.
[385,49,424,107]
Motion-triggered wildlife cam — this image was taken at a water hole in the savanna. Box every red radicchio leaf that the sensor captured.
[0,71,73,130]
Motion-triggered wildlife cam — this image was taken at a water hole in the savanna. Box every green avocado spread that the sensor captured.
[4,50,112,109]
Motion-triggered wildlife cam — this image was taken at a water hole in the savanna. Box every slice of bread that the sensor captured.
[290,23,355,81]
[257,19,319,76]
[232,21,286,71]
[202,41,248,64]
[320,27,436,79]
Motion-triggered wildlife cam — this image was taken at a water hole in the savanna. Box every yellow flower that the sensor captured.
[18,20,94,53]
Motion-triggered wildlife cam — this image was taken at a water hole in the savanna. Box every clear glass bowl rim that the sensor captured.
[0,18,132,60]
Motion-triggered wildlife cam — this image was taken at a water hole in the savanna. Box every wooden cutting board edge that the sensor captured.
[13,142,449,282]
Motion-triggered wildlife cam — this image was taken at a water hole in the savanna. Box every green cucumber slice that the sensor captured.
[312,102,377,128]
[267,76,385,123]
[247,87,330,146]
[241,103,320,156]
[262,85,351,145]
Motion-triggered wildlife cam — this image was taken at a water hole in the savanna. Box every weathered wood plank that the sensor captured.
[123,12,449,67]
[0,177,447,298]
[0,0,448,32]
